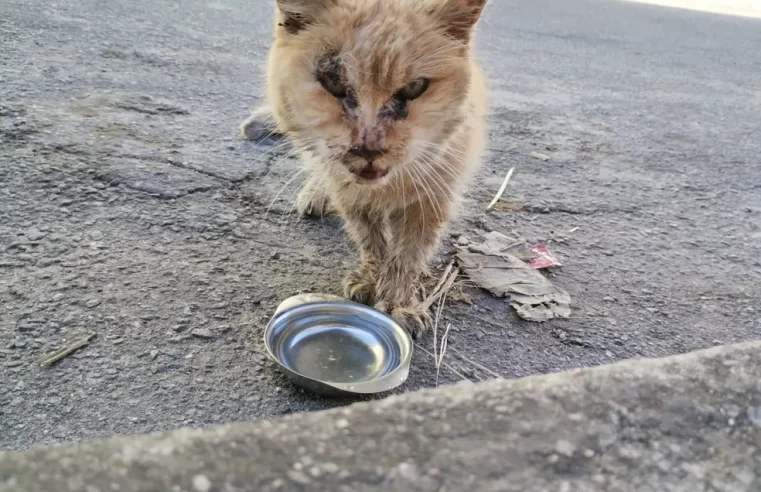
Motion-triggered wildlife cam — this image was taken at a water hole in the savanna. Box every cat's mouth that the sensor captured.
[350,163,389,181]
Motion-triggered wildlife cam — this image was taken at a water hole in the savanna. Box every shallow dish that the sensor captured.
[264,293,413,396]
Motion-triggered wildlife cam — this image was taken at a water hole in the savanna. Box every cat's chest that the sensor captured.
[335,171,452,212]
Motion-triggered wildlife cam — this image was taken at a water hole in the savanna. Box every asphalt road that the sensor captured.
[1,0,760,451]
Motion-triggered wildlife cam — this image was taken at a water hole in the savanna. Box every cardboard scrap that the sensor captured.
[456,232,571,322]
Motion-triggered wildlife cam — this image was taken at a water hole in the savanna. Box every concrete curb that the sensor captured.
[2,342,761,492]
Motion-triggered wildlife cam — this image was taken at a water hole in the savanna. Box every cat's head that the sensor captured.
[268,0,487,185]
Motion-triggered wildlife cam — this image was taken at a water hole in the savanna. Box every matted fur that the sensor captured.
[243,0,489,336]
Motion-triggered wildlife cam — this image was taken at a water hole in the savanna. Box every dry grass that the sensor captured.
[418,261,503,385]
[450,346,502,379]
[422,261,459,310]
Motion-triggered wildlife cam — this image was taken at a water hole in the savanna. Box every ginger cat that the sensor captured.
[242,0,489,336]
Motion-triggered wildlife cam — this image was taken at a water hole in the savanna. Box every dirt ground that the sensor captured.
[1,0,760,451]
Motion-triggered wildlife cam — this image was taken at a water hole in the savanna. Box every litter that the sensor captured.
[456,232,571,322]
[528,243,561,269]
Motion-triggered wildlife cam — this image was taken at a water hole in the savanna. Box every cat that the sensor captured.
[242,0,489,337]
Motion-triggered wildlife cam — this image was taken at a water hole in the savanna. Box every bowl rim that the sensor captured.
[263,299,413,394]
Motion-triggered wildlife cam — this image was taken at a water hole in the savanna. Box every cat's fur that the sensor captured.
[242,0,489,336]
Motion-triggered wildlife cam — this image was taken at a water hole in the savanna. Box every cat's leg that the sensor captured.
[375,199,449,337]
[296,172,333,218]
[341,207,389,305]
[240,105,283,142]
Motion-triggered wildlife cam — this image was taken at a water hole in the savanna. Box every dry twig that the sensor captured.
[39,333,97,367]
[486,167,515,211]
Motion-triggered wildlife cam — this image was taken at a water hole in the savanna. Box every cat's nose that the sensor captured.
[348,145,385,162]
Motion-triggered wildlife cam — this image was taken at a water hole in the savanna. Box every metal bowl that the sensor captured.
[264,294,413,396]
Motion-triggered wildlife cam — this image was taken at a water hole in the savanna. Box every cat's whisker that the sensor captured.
[249,139,294,165]
[258,146,302,183]
[258,137,323,183]
[415,150,482,205]
[408,162,446,223]
[280,174,310,227]
[252,135,317,169]
[264,168,304,220]
[419,140,470,160]
[405,165,428,232]
[415,156,457,200]
[414,158,459,208]
[418,146,493,197]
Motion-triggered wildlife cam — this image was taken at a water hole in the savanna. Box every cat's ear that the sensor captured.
[439,0,488,42]
[276,0,334,34]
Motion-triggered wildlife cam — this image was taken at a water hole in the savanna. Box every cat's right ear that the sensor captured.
[436,0,488,43]
[276,0,334,34]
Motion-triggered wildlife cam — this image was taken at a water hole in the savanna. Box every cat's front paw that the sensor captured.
[343,269,376,306]
[240,106,283,143]
[375,300,431,339]
[297,183,332,218]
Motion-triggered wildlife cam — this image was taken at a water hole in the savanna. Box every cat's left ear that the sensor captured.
[441,0,488,43]
[276,0,335,34]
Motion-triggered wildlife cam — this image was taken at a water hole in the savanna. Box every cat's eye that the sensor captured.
[398,78,430,100]
[318,73,347,99]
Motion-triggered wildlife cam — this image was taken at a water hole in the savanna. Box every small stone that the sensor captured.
[747,407,761,427]
[149,350,159,360]
[270,251,281,260]
[555,440,576,457]
[26,228,46,241]
[192,474,212,492]
[85,299,101,308]
[603,296,615,302]
[89,230,104,241]
[457,235,470,246]
[335,418,349,429]
[583,449,595,458]
[287,470,311,485]
[17,323,37,333]
[111,338,125,345]
[191,328,214,339]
